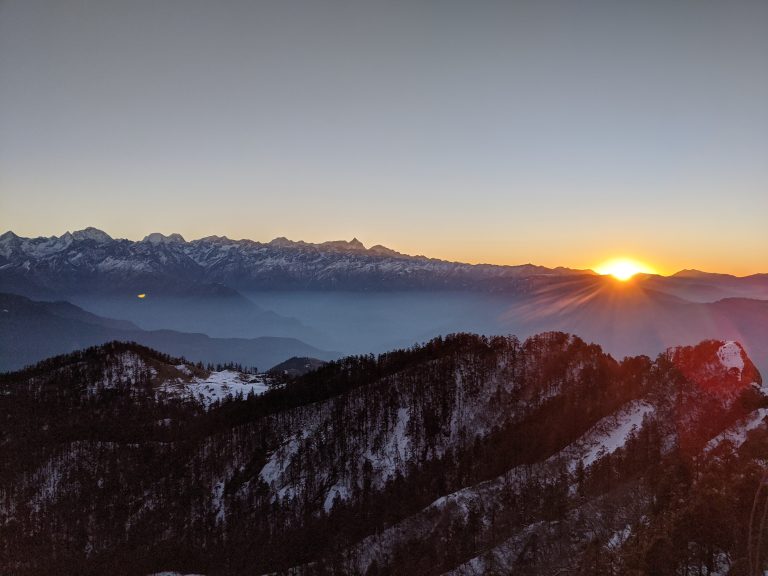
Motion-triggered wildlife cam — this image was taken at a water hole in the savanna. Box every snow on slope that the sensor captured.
[705,408,768,452]
[259,436,303,498]
[162,370,269,407]
[78,352,271,408]
[573,401,656,469]
[255,358,524,512]
[345,398,659,574]
[89,351,158,393]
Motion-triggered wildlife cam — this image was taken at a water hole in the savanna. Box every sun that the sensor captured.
[595,258,656,281]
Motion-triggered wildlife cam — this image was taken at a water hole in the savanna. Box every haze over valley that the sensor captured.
[3,228,767,376]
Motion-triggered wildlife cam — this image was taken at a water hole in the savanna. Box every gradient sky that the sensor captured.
[1,0,766,275]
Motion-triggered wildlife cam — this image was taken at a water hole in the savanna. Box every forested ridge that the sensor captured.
[1,334,766,575]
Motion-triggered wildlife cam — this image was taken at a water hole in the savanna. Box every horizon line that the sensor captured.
[4,226,766,279]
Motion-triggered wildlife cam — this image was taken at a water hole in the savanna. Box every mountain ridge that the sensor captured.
[5,228,767,278]
[0,227,596,296]
[1,333,765,575]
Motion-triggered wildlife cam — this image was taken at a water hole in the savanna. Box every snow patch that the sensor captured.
[361,406,412,488]
[573,401,655,470]
[175,364,192,376]
[164,370,269,407]
[259,437,301,487]
[211,480,226,524]
[608,525,631,550]
[323,484,351,513]
[717,341,744,374]
[706,408,768,452]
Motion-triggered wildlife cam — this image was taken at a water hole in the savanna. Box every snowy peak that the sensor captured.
[0,230,19,243]
[268,236,300,248]
[71,227,112,243]
[0,231,20,257]
[199,234,231,243]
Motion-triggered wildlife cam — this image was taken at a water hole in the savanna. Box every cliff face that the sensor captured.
[0,334,766,575]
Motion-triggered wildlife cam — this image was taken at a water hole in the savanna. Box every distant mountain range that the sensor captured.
[3,228,766,298]
[0,227,590,296]
[0,292,337,372]
[2,228,766,375]
[640,269,768,302]
[503,273,768,375]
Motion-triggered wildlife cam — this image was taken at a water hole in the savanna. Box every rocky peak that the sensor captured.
[0,231,20,258]
[142,232,186,245]
[320,238,367,252]
[368,244,402,257]
[667,339,761,396]
[198,235,231,244]
[269,237,300,248]
[348,237,365,250]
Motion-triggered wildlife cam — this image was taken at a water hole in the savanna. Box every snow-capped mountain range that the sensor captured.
[0,227,586,295]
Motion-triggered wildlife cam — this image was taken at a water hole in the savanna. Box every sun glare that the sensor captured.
[595,258,655,281]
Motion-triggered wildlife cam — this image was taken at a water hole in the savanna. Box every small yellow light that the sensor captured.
[137,293,146,299]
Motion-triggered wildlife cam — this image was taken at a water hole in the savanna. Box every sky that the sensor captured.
[1,0,766,275]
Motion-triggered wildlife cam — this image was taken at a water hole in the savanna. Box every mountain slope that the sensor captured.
[0,334,765,575]
[0,293,337,372]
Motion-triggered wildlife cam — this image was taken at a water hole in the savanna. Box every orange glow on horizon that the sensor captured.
[595,258,657,281]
